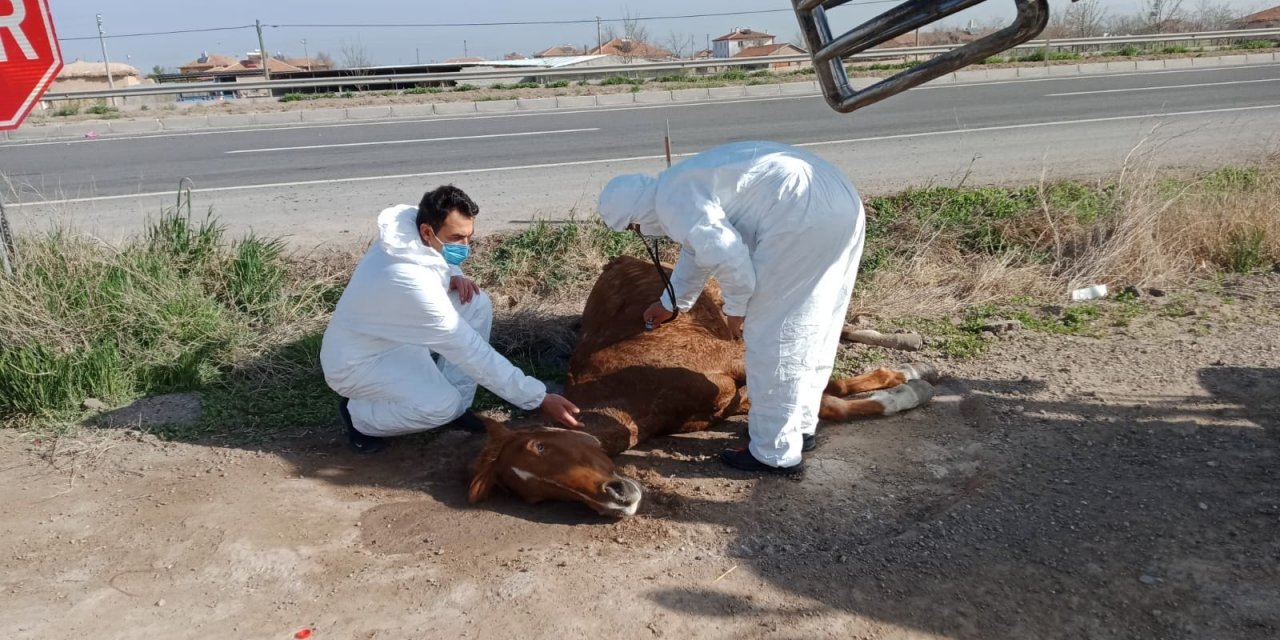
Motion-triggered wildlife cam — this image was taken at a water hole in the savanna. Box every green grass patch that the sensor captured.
[1234,40,1275,50]
[404,86,445,95]
[600,75,645,86]
[51,103,81,117]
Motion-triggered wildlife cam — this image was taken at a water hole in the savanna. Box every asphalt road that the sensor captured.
[4,62,1279,246]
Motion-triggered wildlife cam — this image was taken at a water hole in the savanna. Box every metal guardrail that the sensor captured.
[41,27,1280,102]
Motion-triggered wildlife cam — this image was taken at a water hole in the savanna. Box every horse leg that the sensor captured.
[676,374,747,433]
[818,379,935,421]
[824,362,940,396]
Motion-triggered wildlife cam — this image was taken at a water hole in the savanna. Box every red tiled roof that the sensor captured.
[535,45,583,57]
[713,29,775,42]
[1237,6,1280,24]
[733,43,804,58]
[588,38,672,58]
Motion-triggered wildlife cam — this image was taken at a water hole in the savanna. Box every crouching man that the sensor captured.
[321,185,580,453]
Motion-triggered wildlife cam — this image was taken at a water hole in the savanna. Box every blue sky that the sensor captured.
[47,0,1268,71]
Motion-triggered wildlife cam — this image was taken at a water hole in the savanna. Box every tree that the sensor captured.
[1144,0,1187,32]
[315,51,336,70]
[340,39,373,69]
[1189,0,1242,30]
[664,31,695,59]
[148,65,168,80]
[1054,0,1108,38]
[603,7,652,61]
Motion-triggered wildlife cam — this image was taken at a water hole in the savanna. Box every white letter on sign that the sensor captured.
[0,0,37,62]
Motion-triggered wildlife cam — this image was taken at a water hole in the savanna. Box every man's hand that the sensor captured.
[449,275,481,305]
[643,301,675,329]
[726,315,745,340]
[540,393,581,428]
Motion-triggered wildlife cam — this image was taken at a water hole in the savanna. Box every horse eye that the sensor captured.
[535,443,546,455]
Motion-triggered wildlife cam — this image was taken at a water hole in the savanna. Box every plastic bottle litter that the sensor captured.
[1071,284,1108,301]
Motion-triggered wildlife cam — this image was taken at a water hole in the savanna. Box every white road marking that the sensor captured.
[224,127,600,154]
[3,62,1275,149]
[10,102,1279,208]
[1045,77,1280,97]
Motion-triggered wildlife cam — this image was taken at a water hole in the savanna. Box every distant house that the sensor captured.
[503,52,529,61]
[1235,5,1280,29]
[588,37,673,60]
[178,52,238,75]
[534,45,584,58]
[282,57,333,72]
[53,59,143,91]
[733,42,807,69]
[712,28,775,58]
[691,48,714,59]
[444,56,486,64]
[214,52,305,76]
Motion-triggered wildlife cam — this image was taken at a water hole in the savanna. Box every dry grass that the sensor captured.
[851,156,1280,319]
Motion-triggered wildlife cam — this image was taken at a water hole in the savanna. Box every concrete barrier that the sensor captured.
[555,95,597,108]
[300,108,347,122]
[107,119,164,134]
[595,93,637,106]
[475,99,519,113]
[253,111,304,125]
[159,116,210,130]
[745,84,783,96]
[389,104,437,118]
[671,88,711,102]
[433,101,479,115]
[634,90,673,104]
[708,86,747,99]
[346,106,394,120]
[516,97,558,110]
[208,113,259,128]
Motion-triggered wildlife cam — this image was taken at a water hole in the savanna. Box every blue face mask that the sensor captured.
[441,242,470,266]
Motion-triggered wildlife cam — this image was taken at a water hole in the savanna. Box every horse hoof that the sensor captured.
[895,362,941,383]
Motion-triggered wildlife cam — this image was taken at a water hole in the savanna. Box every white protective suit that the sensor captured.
[598,141,866,468]
[320,205,546,437]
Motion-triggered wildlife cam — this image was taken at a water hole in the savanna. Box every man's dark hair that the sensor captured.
[417,185,479,231]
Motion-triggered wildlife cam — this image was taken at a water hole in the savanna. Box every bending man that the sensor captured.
[597,141,865,474]
[322,185,580,453]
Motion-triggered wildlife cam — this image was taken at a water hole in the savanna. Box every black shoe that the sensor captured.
[720,446,804,475]
[802,433,817,452]
[339,398,385,454]
[445,409,486,434]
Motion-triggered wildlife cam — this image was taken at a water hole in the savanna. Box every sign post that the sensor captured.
[0,0,63,131]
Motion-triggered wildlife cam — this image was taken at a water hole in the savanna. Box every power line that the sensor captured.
[273,9,793,29]
[57,2,903,42]
[60,24,254,42]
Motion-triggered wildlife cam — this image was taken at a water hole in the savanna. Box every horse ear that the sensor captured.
[468,419,513,504]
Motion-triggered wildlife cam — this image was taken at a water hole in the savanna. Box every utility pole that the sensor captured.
[256,19,271,80]
[415,48,420,64]
[96,14,114,89]
[301,38,309,70]
[596,17,603,54]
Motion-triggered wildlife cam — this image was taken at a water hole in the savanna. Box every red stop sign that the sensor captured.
[0,0,62,131]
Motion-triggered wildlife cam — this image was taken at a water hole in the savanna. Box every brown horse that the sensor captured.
[468,256,938,516]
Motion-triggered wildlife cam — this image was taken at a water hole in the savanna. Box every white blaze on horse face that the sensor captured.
[510,467,641,516]
[0,0,36,62]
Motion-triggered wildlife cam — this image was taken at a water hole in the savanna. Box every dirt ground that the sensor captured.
[2,274,1278,640]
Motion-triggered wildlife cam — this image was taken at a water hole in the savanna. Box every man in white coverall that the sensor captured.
[321,185,581,454]
[597,141,865,474]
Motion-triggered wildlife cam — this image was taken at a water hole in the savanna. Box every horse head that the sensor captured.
[468,418,642,517]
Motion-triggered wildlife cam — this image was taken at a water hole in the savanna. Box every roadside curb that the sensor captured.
[4,53,1274,142]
